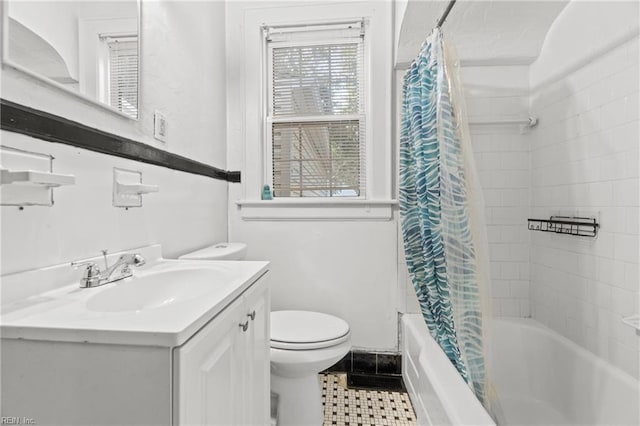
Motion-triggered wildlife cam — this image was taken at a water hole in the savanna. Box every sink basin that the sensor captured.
[1,244,270,347]
[86,267,229,313]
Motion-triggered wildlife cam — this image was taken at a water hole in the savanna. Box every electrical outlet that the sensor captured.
[154,111,168,142]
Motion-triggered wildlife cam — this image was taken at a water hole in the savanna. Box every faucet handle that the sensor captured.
[71,260,98,270]
[132,253,145,266]
[120,253,146,267]
[70,261,101,288]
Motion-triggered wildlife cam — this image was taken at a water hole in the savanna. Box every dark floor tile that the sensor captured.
[347,372,407,392]
[376,353,402,375]
[352,351,376,374]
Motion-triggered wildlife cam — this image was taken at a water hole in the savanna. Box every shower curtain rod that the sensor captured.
[436,0,458,28]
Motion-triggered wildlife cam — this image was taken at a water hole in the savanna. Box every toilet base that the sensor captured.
[271,372,324,426]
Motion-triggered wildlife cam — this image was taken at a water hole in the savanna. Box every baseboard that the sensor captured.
[323,350,404,391]
[324,350,402,375]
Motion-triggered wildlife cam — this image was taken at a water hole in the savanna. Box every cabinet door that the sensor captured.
[174,297,246,426]
[242,278,271,426]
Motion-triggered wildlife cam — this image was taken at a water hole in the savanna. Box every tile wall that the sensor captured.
[529,35,639,378]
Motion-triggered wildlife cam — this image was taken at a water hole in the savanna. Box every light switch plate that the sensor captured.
[154,110,168,143]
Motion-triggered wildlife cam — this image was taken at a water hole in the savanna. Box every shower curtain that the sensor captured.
[399,28,492,405]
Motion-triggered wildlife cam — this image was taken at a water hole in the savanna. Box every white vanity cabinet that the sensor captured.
[174,278,270,425]
[0,267,270,426]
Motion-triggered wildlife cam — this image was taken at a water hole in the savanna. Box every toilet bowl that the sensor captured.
[178,243,352,425]
[270,310,351,426]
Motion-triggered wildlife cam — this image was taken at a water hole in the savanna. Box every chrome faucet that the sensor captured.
[71,251,146,288]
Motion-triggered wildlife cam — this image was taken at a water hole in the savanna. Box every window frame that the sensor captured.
[263,26,371,200]
[233,3,395,221]
[100,33,139,119]
[77,16,140,120]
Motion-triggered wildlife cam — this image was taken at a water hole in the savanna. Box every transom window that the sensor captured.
[265,22,366,198]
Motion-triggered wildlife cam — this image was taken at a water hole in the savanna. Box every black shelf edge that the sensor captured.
[1,99,241,183]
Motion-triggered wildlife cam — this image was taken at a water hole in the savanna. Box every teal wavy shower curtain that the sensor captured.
[399,28,488,403]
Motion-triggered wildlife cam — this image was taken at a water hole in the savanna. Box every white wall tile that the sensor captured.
[530,36,640,378]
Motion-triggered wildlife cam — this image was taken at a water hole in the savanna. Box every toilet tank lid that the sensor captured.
[178,242,247,260]
[271,310,350,344]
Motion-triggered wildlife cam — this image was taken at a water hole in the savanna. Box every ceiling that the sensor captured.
[396,0,570,67]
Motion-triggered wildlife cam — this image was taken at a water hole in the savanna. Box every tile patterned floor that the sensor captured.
[321,373,417,426]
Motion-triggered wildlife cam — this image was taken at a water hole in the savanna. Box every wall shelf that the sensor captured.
[112,168,159,208]
[527,216,599,237]
[0,146,76,206]
[0,169,75,187]
[115,182,159,195]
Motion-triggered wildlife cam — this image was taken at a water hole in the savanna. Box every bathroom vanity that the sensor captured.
[0,245,270,425]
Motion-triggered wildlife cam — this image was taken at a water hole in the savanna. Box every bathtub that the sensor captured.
[402,315,640,425]
[402,314,495,426]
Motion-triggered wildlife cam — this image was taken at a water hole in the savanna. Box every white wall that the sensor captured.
[400,65,532,318]
[528,1,639,378]
[226,1,398,351]
[1,1,229,274]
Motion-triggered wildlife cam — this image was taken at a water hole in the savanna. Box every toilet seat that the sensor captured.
[271,310,350,350]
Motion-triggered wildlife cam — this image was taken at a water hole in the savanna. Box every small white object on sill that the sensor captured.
[0,145,75,206]
[113,168,159,208]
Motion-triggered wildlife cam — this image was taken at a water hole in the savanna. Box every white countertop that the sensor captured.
[0,245,269,347]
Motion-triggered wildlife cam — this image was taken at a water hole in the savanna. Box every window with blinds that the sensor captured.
[107,36,138,119]
[266,22,366,198]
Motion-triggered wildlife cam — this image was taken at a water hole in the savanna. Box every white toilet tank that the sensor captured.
[178,242,247,261]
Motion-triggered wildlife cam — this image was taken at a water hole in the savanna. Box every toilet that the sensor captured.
[179,243,352,426]
[270,310,351,425]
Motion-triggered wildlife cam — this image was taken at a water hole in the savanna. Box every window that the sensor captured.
[265,22,366,198]
[103,35,138,119]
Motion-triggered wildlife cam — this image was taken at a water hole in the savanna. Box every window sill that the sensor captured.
[235,199,397,221]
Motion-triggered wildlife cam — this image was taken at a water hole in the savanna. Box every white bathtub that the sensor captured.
[402,314,495,426]
[402,315,640,426]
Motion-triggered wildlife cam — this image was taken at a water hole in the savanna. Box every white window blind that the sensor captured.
[107,36,138,119]
[266,22,366,198]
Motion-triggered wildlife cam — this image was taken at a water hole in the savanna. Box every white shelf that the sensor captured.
[116,182,159,195]
[0,169,76,188]
[112,168,159,208]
